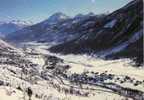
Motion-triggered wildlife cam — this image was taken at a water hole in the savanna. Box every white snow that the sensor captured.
[129,30,143,43]
[72,20,79,24]
[0,39,24,55]
[0,40,143,100]
[0,63,129,100]
[0,86,40,100]
[104,19,117,28]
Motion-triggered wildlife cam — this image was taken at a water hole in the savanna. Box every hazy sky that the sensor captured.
[0,0,132,23]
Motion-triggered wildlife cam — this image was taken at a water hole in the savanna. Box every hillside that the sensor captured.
[49,0,143,66]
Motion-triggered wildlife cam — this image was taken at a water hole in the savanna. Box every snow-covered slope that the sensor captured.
[0,39,23,54]
[0,41,143,100]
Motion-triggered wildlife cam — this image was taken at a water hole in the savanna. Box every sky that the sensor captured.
[0,0,132,23]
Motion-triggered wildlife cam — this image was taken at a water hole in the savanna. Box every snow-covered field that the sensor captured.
[0,42,143,100]
[25,42,144,84]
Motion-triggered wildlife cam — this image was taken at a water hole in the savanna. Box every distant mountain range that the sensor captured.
[5,11,107,44]
[4,0,143,66]
[0,20,33,37]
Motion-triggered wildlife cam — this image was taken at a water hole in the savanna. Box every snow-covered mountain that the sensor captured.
[5,0,143,66]
[5,12,104,44]
[0,20,32,37]
[49,0,143,66]
[0,0,144,100]
[43,12,70,25]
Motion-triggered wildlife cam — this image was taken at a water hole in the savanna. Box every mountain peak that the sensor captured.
[74,14,84,18]
[87,12,95,16]
[50,12,68,17]
[45,12,70,24]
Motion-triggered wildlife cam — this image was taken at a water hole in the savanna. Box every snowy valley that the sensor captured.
[0,0,143,100]
[0,39,144,100]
